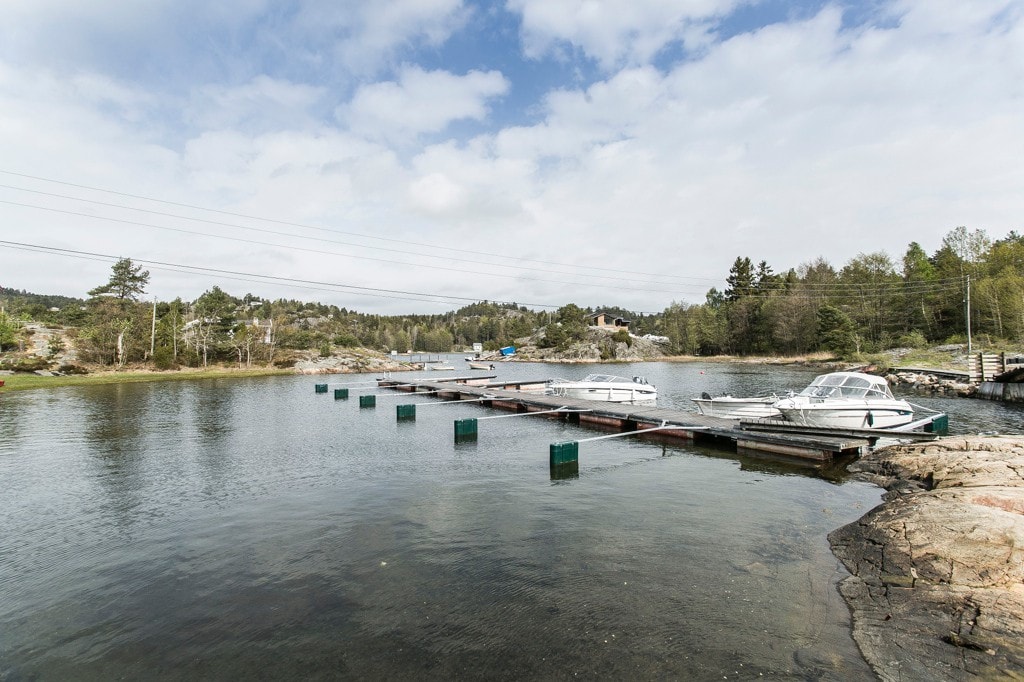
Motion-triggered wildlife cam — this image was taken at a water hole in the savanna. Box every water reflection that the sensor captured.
[2,362,1015,679]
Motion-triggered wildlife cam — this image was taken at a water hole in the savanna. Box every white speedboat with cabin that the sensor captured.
[772,371,913,429]
[692,393,782,419]
[547,374,657,403]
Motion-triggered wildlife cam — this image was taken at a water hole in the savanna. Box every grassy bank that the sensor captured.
[0,367,295,392]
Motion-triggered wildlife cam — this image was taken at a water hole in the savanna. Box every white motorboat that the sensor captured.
[468,361,494,370]
[425,363,456,370]
[773,371,913,429]
[692,393,782,419]
[547,374,657,403]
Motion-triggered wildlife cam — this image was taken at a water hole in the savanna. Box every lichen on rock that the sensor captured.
[829,436,1024,680]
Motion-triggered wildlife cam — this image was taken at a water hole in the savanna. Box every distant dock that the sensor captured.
[374,375,940,463]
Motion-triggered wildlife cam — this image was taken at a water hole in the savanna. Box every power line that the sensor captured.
[1,200,718,298]
[0,169,717,285]
[0,183,705,288]
[0,240,569,309]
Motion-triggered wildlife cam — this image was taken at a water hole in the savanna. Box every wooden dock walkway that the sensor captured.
[376,376,897,463]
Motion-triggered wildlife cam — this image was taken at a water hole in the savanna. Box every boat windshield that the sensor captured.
[584,374,622,382]
[798,373,895,400]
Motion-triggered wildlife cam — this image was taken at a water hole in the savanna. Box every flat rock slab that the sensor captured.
[830,436,1024,680]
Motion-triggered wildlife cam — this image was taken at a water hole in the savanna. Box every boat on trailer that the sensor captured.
[773,371,914,429]
[547,374,657,403]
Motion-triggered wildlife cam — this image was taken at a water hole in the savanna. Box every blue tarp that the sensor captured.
[499,346,516,356]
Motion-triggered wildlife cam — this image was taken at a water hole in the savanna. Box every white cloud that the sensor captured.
[289,0,471,75]
[342,66,509,142]
[185,76,327,134]
[508,0,744,68]
[2,1,1023,314]
[0,0,469,84]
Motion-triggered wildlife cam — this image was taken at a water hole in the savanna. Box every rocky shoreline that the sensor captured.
[829,437,1024,680]
[885,369,976,398]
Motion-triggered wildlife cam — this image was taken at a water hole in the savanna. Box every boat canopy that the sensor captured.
[580,374,650,384]
[797,372,895,400]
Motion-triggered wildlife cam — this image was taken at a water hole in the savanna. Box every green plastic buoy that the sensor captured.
[359,395,376,408]
[315,383,328,394]
[397,404,416,420]
[549,441,579,466]
[334,388,349,400]
[454,417,478,441]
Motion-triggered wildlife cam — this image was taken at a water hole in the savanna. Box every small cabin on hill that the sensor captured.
[590,312,630,330]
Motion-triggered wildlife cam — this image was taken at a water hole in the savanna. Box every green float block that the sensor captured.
[454,417,478,441]
[315,383,328,393]
[334,388,349,400]
[550,460,579,480]
[927,414,949,435]
[549,441,579,466]
[397,404,416,420]
[359,395,376,408]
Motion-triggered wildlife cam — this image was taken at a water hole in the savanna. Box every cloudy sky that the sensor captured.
[1,0,1021,314]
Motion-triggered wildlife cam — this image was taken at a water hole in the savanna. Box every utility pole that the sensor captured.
[965,275,972,354]
[150,298,157,358]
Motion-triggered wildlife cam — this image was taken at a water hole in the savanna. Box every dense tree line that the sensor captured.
[2,225,1022,368]
[653,226,1022,356]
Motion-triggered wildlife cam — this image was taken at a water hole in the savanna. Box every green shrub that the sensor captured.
[152,346,178,370]
[4,356,51,372]
[332,333,359,347]
[896,330,928,349]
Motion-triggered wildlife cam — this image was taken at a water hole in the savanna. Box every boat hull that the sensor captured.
[692,396,780,419]
[776,404,914,429]
[549,385,657,403]
[547,374,657,403]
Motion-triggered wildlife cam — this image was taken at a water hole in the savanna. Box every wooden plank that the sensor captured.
[892,366,970,380]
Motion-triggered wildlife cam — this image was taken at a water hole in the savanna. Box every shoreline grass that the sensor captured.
[0,366,297,392]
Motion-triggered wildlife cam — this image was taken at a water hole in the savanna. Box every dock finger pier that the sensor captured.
[315,374,944,477]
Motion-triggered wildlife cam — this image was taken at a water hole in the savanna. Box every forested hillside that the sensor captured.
[2,226,1020,370]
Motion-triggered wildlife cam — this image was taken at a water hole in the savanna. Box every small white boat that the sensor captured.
[425,363,456,371]
[547,374,657,403]
[773,371,913,429]
[692,393,782,419]
[468,361,494,370]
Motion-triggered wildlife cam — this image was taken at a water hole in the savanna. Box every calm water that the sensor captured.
[1,361,1019,680]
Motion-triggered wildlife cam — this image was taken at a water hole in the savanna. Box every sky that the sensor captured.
[0,0,1021,315]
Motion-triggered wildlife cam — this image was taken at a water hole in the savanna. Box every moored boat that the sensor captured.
[547,374,657,403]
[692,393,782,419]
[773,371,913,429]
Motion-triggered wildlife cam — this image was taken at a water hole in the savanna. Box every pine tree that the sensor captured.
[88,258,150,303]
[724,257,754,301]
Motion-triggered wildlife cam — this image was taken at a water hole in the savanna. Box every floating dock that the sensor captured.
[372,375,942,463]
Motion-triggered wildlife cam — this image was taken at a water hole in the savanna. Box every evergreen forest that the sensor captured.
[2,226,1021,369]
